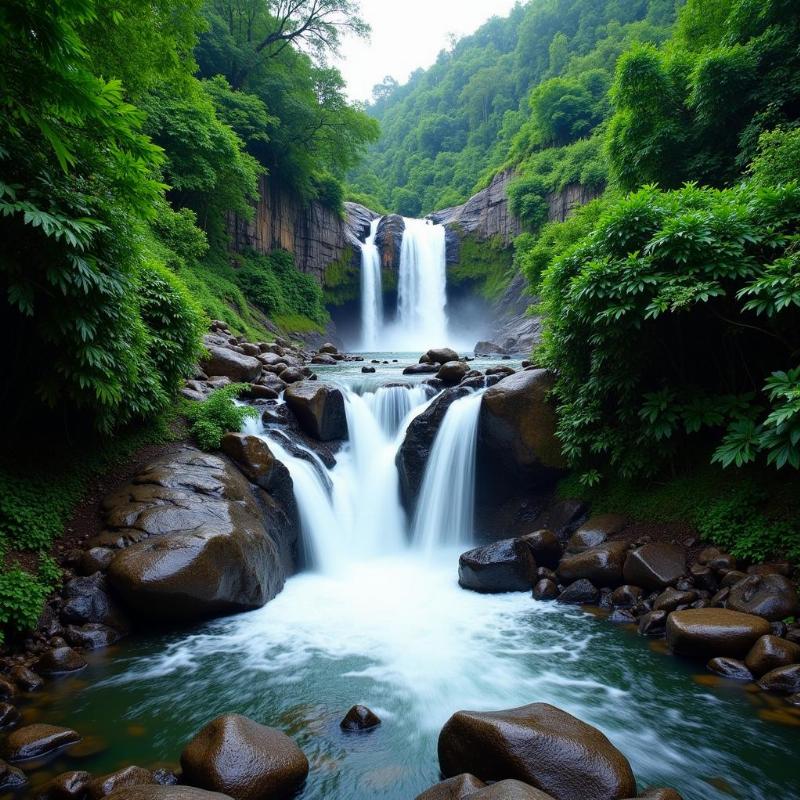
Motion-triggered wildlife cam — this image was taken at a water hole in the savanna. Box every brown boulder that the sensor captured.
[319,343,338,355]
[311,354,337,365]
[623,544,686,591]
[427,348,460,364]
[744,635,800,677]
[0,760,26,791]
[477,370,566,501]
[106,789,231,800]
[438,361,469,385]
[706,657,753,681]
[438,703,636,800]
[9,665,43,692]
[666,609,770,659]
[415,774,486,800]
[726,574,798,621]
[757,664,800,693]
[458,540,537,593]
[557,542,628,588]
[653,588,697,613]
[220,434,291,494]
[533,579,559,601]
[180,714,308,800]
[200,345,261,382]
[518,530,562,569]
[340,705,381,731]
[610,586,642,608]
[106,447,285,624]
[88,767,155,800]
[34,646,87,675]
[284,381,347,441]
[38,770,91,800]
[566,515,626,554]
[4,724,80,762]
[0,703,21,729]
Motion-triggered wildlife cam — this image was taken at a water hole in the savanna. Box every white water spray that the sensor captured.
[359,217,383,350]
[411,390,484,553]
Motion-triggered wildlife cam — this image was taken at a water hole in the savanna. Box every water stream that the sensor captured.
[31,362,799,800]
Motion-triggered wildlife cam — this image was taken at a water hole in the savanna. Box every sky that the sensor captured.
[334,0,520,103]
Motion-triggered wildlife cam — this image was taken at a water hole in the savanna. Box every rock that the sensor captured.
[79,547,115,575]
[105,789,231,800]
[458,540,537,593]
[787,693,800,707]
[311,354,337,365]
[474,342,507,356]
[64,623,121,650]
[757,664,800,693]
[34,646,87,675]
[623,544,686,591]
[744,635,800,677]
[415,774,486,800]
[37,770,91,800]
[200,345,261,382]
[180,714,308,800]
[4,724,80,762]
[533,579,559,601]
[437,702,636,800]
[105,447,286,624]
[283,381,347,441]
[438,361,469,385]
[0,703,21,729]
[279,367,304,384]
[9,665,43,692]
[637,611,667,637]
[374,214,405,269]
[610,586,642,608]
[748,561,792,577]
[61,573,123,627]
[0,760,26,791]
[361,366,375,373]
[466,782,556,800]
[726,574,798,621]
[238,384,278,401]
[608,609,637,624]
[319,343,338,355]
[518,530,562,569]
[557,579,599,605]
[476,370,566,502]
[88,767,155,800]
[707,657,754,681]
[396,388,469,509]
[567,515,626,553]
[340,705,381,731]
[529,500,588,542]
[634,790,684,800]
[403,363,439,375]
[557,542,628,588]
[427,348,460,365]
[653,588,697,613]
[666,609,771,659]
[220,434,293,498]
[256,373,287,395]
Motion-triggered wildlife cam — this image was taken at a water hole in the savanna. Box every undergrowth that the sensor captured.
[184,385,258,451]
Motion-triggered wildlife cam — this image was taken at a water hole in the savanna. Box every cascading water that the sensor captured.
[363,384,431,437]
[411,390,484,553]
[359,217,383,351]
[396,218,448,349]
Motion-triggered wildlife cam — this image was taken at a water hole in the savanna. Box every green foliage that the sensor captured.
[0,568,54,641]
[749,127,800,186]
[608,0,800,189]
[186,385,258,450]
[449,235,514,301]
[234,250,328,325]
[323,247,359,306]
[539,182,800,483]
[350,0,676,214]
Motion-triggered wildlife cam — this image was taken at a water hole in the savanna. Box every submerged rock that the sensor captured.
[340,705,381,731]
[180,714,308,800]
[0,760,26,791]
[706,657,753,681]
[666,609,770,659]
[37,770,92,800]
[458,539,537,593]
[3,724,80,762]
[284,381,347,441]
[87,766,155,800]
[437,703,636,800]
[34,647,87,675]
[105,789,231,800]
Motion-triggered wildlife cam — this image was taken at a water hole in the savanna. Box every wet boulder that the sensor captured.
[311,354,337,365]
[61,573,124,627]
[666,608,770,659]
[653,588,697,613]
[458,539,537,593]
[533,579,559,601]
[629,790,684,800]
[9,665,43,692]
[105,447,286,624]
[415,774,487,800]
[37,770,92,800]
[427,347,460,365]
[744,635,800,677]
[438,361,469,385]
[0,760,26,791]
[637,611,667,637]
[0,703,21,729]
[706,657,753,681]
[518,530,562,569]
[557,542,628,588]
[566,515,626,554]
[438,703,636,800]
[476,370,566,503]
[557,579,600,605]
[220,434,293,498]
[106,789,232,800]
[180,714,308,800]
[34,646,87,675]
[88,767,155,800]
[396,387,469,510]
[64,623,121,651]
[283,381,347,441]
[726,574,798,622]
[340,705,381,731]
[610,586,642,608]
[200,345,261,383]
[4,724,80,762]
[404,363,439,375]
[757,664,800,694]
[623,544,686,591]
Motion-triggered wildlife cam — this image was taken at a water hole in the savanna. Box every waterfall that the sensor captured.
[397,218,448,349]
[411,390,484,553]
[360,217,383,350]
[363,384,431,438]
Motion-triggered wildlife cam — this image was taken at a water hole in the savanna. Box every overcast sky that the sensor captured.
[334,0,520,103]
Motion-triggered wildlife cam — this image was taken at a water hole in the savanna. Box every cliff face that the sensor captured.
[228,175,375,283]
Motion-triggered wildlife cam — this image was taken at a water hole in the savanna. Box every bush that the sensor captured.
[186,385,258,450]
[0,568,53,642]
[540,181,800,484]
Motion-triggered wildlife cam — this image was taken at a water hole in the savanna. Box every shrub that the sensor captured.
[0,568,53,642]
[186,385,258,450]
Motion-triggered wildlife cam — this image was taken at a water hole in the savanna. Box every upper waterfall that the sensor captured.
[357,217,449,351]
